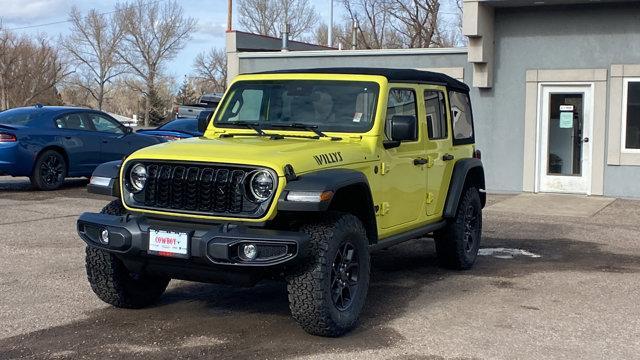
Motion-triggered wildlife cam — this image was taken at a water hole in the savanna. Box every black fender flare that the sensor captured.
[443,158,486,218]
[87,160,122,197]
[277,168,378,244]
[277,168,372,212]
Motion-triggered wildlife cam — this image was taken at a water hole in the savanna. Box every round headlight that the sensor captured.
[248,170,274,202]
[129,163,147,193]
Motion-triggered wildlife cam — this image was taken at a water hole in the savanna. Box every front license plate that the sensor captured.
[148,229,189,258]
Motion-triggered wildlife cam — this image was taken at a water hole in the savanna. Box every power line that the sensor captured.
[3,0,166,31]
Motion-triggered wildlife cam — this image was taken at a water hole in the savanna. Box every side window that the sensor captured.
[623,79,640,150]
[424,90,447,140]
[55,113,92,131]
[385,88,417,140]
[448,91,474,145]
[87,113,124,134]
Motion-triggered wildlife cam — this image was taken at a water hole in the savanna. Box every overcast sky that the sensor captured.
[0,0,458,80]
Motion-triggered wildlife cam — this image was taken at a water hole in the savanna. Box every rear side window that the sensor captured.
[87,113,124,134]
[449,91,474,145]
[424,90,447,140]
[0,111,33,126]
[55,113,92,130]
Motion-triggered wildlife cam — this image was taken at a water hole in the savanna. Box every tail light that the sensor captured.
[473,149,482,159]
[0,132,16,142]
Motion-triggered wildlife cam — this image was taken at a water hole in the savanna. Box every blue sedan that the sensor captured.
[136,110,210,140]
[0,105,163,190]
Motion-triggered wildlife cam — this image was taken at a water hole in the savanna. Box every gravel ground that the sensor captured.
[0,176,639,360]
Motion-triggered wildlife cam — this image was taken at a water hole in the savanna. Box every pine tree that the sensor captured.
[176,77,197,105]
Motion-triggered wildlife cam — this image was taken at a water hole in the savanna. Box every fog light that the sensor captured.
[242,244,257,260]
[100,229,109,244]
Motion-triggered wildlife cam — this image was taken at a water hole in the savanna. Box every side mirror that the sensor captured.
[197,114,210,133]
[124,126,133,134]
[383,115,417,149]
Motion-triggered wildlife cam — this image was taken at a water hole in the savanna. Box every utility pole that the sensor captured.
[227,0,233,31]
[328,0,333,47]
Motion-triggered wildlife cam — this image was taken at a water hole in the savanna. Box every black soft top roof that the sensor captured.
[255,67,470,93]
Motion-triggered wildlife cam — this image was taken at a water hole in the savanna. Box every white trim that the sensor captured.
[621,77,640,154]
[238,47,468,59]
[535,83,595,195]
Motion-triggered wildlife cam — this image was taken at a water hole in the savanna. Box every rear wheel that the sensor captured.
[286,212,370,337]
[85,200,170,309]
[31,150,66,190]
[434,186,482,270]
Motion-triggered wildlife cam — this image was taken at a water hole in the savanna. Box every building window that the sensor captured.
[448,91,474,145]
[425,90,447,140]
[623,78,640,151]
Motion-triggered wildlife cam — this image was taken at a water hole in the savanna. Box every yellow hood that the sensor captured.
[126,134,377,176]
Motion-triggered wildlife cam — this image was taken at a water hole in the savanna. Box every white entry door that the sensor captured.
[537,85,593,194]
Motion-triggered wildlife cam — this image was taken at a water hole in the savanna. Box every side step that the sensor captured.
[369,220,447,252]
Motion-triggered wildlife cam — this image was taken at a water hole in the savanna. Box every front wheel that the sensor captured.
[286,213,370,337]
[434,186,482,270]
[85,200,170,309]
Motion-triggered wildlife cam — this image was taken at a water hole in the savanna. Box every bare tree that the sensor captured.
[192,48,227,93]
[116,0,197,126]
[0,30,69,109]
[342,0,392,49]
[388,0,441,48]
[62,7,124,110]
[238,0,319,39]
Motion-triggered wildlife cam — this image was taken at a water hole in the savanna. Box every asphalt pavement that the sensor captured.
[0,176,639,360]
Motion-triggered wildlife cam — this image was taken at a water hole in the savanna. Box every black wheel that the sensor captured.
[286,212,370,337]
[85,200,170,309]
[434,186,482,270]
[31,150,66,190]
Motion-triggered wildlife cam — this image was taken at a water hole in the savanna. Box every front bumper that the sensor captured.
[77,212,309,268]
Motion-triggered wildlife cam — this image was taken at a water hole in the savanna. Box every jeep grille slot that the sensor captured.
[126,162,272,218]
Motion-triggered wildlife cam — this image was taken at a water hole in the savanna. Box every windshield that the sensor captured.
[214,80,379,133]
[0,109,36,126]
[158,119,198,133]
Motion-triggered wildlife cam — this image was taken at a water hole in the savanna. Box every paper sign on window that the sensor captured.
[559,112,573,128]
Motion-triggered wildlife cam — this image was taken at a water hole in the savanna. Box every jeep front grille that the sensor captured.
[124,161,274,218]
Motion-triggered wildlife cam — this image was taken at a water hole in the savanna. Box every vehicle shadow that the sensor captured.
[1,227,639,359]
[0,176,89,192]
[0,176,106,201]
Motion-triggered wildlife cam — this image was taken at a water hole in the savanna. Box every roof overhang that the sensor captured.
[478,0,638,7]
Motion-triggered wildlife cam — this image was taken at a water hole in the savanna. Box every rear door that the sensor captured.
[54,112,102,174]
[85,112,132,162]
[423,86,455,217]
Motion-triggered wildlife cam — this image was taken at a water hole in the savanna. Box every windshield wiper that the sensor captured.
[225,121,266,136]
[269,122,339,139]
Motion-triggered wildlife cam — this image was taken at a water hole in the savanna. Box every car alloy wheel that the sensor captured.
[331,241,360,311]
[462,203,479,254]
[40,154,64,186]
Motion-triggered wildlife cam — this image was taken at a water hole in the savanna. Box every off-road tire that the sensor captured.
[31,150,67,190]
[286,212,370,337]
[85,200,170,309]
[434,186,482,270]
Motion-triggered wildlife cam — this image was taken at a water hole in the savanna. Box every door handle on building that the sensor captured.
[583,137,589,143]
[442,153,455,161]
[413,157,428,165]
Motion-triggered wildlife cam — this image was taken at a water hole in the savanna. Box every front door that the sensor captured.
[538,85,592,194]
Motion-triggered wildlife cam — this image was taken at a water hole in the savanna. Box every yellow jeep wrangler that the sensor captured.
[78,68,485,337]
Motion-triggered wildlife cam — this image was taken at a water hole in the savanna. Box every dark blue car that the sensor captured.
[136,111,210,140]
[0,105,163,190]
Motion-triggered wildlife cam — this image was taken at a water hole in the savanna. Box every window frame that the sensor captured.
[385,87,419,143]
[448,90,475,146]
[424,89,448,140]
[621,77,640,153]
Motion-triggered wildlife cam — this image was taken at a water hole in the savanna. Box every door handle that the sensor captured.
[413,157,428,166]
[102,140,109,144]
[64,136,72,140]
[583,137,589,143]
[442,153,455,161]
